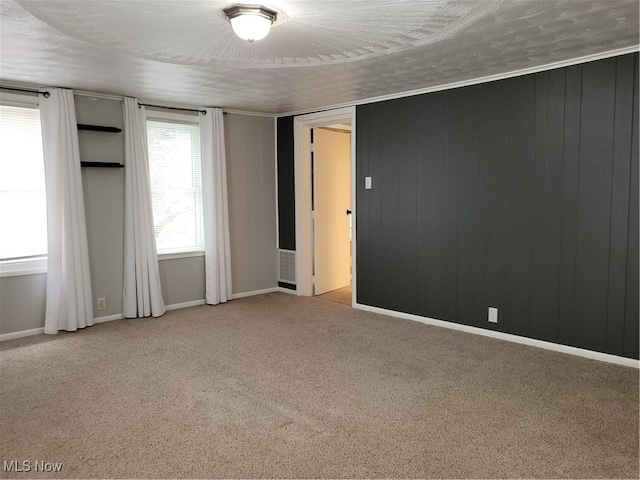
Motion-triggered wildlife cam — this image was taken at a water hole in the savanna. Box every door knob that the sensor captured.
[346,210,352,215]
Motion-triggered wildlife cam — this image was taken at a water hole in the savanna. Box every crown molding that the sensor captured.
[277,45,640,117]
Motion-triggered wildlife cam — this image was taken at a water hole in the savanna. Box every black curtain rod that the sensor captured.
[138,102,207,115]
[1,86,50,98]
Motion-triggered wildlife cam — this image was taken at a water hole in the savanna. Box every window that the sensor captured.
[146,120,204,255]
[0,104,47,272]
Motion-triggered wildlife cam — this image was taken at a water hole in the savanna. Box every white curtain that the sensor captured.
[40,88,94,333]
[122,97,165,318]
[200,108,232,304]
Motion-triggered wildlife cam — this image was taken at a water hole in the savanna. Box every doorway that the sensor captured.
[293,107,356,304]
[312,126,352,298]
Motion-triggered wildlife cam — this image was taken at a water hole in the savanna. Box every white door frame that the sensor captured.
[293,107,356,304]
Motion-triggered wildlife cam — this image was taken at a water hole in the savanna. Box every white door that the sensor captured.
[313,128,351,295]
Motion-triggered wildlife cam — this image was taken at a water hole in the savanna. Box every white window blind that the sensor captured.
[0,105,47,261]
[147,120,204,254]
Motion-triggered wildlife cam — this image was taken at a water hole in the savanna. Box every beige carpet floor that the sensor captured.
[0,293,638,479]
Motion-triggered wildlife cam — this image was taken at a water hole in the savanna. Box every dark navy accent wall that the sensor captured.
[356,53,639,359]
[277,116,295,251]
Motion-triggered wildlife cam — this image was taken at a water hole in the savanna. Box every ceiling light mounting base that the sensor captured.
[223,4,280,42]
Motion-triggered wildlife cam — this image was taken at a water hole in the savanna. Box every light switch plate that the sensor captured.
[365,176,372,189]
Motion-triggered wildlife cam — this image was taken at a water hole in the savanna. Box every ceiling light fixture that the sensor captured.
[223,5,279,42]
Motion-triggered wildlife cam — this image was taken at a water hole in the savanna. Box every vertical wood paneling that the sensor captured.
[529,70,564,342]
[442,93,458,321]
[573,59,616,352]
[502,76,535,336]
[357,104,384,306]
[254,116,277,288]
[355,107,369,305]
[557,65,582,346]
[396,99,420,314]
[355,53,639,359]
[471,94,489,330]
[226,116,250,289]
[378,101,401,310]
[623,57,639,359]
[411,94,452,321]
[226,114,277,294]
[454,89,483,327]
[483,84,508,331]
[413,99,431,316]
[277,116,295,251]
[606,54,635,356]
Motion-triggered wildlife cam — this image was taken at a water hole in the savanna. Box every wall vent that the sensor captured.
[278,249,296,284]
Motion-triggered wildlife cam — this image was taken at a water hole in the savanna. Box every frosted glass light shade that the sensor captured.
[224,5,278,42]
[230,15,271,41]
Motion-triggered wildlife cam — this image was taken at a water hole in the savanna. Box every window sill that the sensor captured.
[0,257,47,278]
[158,251,205,261]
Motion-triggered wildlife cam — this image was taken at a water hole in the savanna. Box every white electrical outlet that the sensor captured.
[97,297,106,311]
[365,176,372,189]
[488,307,498,323]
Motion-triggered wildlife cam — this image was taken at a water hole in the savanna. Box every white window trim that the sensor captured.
[146,112,204,256]
[1,97,48,277]
[158,250,205,261]
[0,257,47,277]
[145,109,198,124]
[0,91,40,108]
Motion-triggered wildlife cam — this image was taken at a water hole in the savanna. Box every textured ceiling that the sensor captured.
[1,0,638,114]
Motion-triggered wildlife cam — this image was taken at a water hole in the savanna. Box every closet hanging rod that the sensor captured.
[137,102,207,115]
[1,86,50,98]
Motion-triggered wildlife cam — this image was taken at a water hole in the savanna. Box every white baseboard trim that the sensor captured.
[232,287,280,299]
[355,303,640,369]
[1,299,218,341]
[165,299,206,311]
[94,313,124,324]
[96,301,207,321]
[0,327,45,342]
[277,286,298,295]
